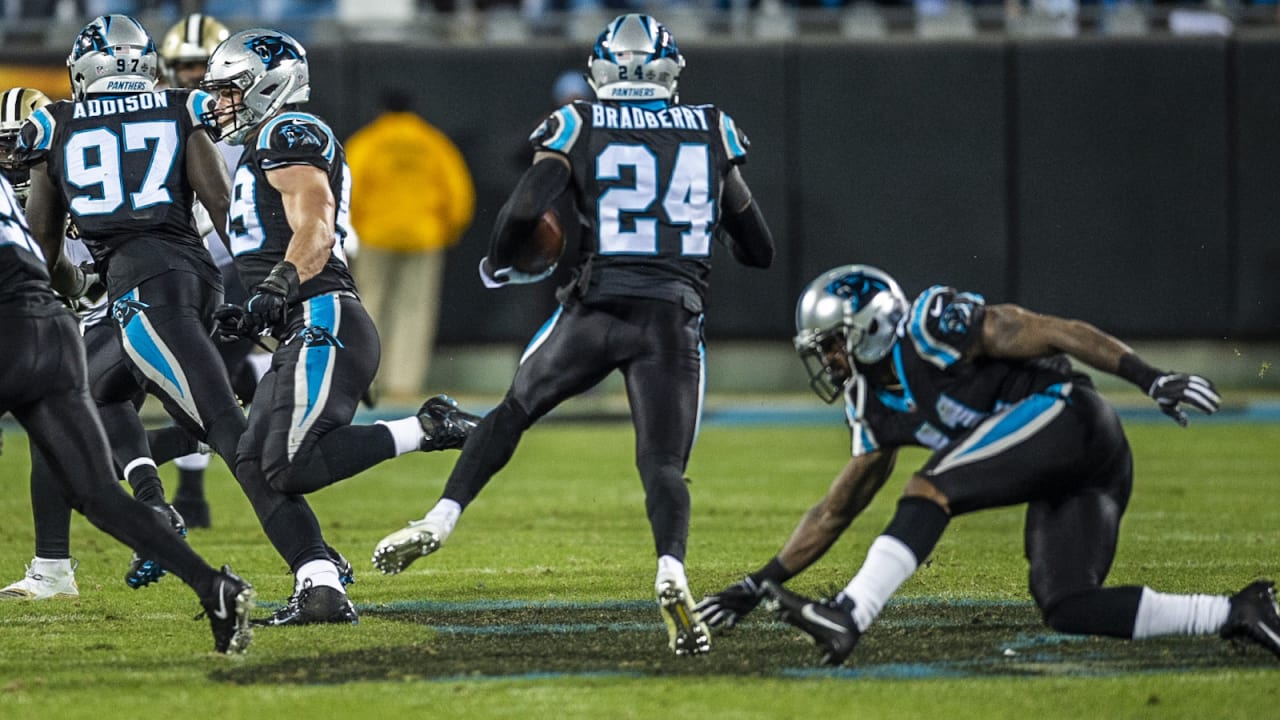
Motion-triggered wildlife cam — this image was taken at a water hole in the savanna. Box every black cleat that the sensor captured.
[198,565,254,654]
[762,581,861,666]
[1221,580,1280,660]
[416,394,480,451]
[253,581,358,627]
[126,505,187,589]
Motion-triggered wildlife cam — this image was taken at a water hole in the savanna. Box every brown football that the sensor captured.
[511,209,564,275]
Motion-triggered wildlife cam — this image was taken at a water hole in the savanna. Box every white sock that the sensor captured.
[655,555,688,591]
[377,416,422,456]
[843,535,920,632]
[296,559,344,593]
[423,499,462,541]
[32,557,73,574]
[174,452,210,471]
[1132,587,1232,638]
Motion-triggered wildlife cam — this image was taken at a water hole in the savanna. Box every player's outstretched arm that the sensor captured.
[697,449,896,630]
[979,303,1220,425]
[717,166,773,269]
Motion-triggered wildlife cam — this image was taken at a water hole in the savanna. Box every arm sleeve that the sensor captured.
[718,167,773,268]
[487,157,572,268]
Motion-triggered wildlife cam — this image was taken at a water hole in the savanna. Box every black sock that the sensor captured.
[176,468,205,500]
[126,461,166,506]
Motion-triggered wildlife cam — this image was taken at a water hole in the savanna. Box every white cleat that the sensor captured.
[372,518,444,575]
[657,579,712,656]
[0,559,79,600]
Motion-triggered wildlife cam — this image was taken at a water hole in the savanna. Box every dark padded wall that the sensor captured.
[1232,32,1280,338]
[682,43,794,339]
[1011,37,1231,337]
[6,34,1278,342]
[792,41,1009,304]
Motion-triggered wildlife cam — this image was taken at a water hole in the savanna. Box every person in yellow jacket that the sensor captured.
[346,91,475,403]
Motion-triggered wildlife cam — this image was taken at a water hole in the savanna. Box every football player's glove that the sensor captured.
[212,303,251,342]
[1148,373,1220,427]
[242,260,298,335]
[694,576,764,631]
[478,256,555,289]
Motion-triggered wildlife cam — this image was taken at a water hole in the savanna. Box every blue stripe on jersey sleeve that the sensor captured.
[544,107,578,153]
[907,286,962,369]
[721,113,746,160]
[28,107,54,152]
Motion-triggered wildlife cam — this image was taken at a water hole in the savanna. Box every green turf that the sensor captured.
[0,421,1276,718]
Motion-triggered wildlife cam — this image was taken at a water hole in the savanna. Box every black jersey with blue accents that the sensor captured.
[0,175,63,315]
[229,111,355,300]
[17,90,219,294]
[845,286,1086,456]
[530,99,749,311]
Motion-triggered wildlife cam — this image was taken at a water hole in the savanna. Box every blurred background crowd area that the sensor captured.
[2,0,1279,47]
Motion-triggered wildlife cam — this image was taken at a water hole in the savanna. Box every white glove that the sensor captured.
[478,256,556,289]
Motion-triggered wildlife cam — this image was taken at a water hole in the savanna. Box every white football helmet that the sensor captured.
[201,29,310,145]
[0,87,52,202]
[794,265,908,403]
[159,13,230,89]
[587,14,684,102]
[67,15,158,100]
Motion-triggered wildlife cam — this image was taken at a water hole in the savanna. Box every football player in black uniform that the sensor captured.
[373,14,775,657]
[0,168,254,652]
[18,16,247,590]
[695,264,1280,666]
[200,29,479,626]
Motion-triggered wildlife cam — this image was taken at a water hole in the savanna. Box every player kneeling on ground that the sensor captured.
[696,264,1279,666]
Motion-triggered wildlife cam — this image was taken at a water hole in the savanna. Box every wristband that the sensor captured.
[1117,352,1162,394]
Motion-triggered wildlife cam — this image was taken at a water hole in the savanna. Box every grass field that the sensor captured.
[0,415,1276,719]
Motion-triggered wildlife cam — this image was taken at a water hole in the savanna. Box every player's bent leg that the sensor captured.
[373,397,531,574]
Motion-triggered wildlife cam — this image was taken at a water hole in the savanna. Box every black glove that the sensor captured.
[1148,373,1220,427]
[242,261,299,336]
[212,303,250,342]
[694,576,764,631]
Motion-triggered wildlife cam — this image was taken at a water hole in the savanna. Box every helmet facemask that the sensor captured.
[795,328,854,404]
